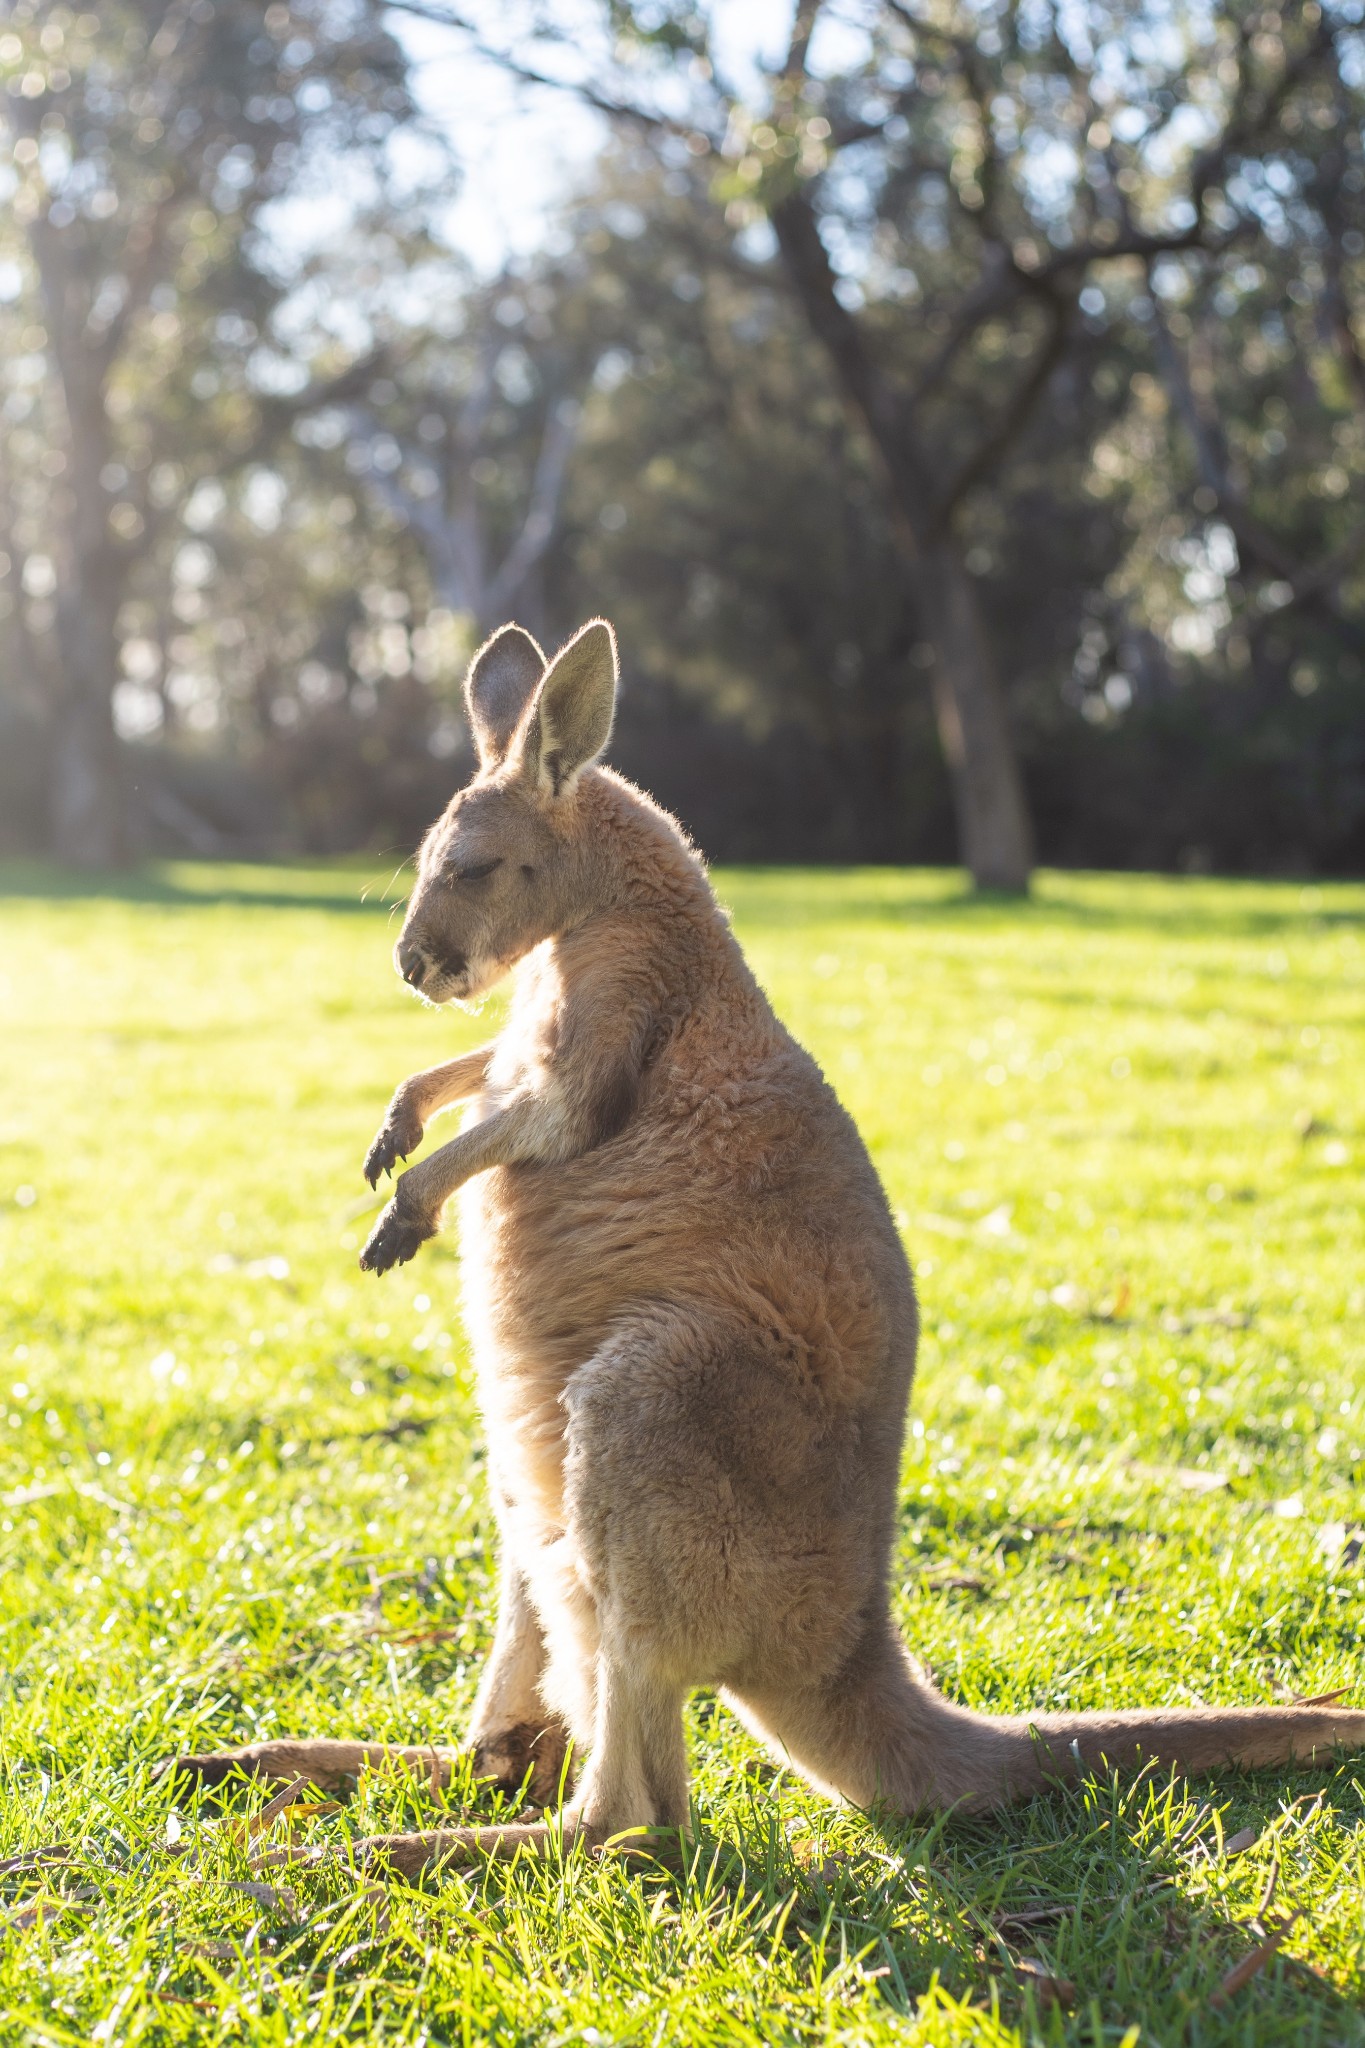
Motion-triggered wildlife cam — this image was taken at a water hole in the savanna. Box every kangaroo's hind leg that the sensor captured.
[466,1550,574,1805]
[355,1317,731,1877]
[157,1736,462,1797]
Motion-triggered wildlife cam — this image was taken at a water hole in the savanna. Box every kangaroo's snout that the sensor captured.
[396,936,428,988]
[395,933,468,995]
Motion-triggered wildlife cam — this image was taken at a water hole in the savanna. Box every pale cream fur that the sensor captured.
[167,619,1365,1878]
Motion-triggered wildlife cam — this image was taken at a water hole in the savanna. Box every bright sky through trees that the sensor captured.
[386,0,799,271]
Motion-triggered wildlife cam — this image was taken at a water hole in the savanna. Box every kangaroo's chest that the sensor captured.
[455,1108,614,1537]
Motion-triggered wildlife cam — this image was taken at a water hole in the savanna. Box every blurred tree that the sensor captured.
[4,1,1361,877]
[400,0,1363,889]
[342,268,602,643]
[0,0,412,863]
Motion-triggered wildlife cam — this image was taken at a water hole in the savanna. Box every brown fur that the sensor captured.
[166,618,1365,1874]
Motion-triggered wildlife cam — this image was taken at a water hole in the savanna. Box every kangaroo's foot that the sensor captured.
[355,1813,684,1883]
[359,1196,435,1274]
[358,1818,573,1881]
[470,1720,574,1806]
[363,1101,424,1188]
[155,1737,458,1797]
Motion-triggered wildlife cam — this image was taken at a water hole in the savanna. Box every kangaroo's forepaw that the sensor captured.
[359,1199,434,1274]
[363,1103,423,1188]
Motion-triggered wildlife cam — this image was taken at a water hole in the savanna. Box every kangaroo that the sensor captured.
[167,618,1365,1877]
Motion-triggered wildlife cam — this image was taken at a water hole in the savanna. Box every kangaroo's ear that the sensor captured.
[517,618,618,797]
[464,623,546,768]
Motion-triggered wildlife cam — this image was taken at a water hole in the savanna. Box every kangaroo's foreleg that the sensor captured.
[363,1042,495,1187]
[359,1096,552,1273]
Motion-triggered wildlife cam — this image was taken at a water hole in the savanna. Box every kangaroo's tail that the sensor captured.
[933,1694,1365,1812]
[733,1629,1365,1815]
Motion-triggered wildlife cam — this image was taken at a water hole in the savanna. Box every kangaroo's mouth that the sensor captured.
[424,956,503,1008]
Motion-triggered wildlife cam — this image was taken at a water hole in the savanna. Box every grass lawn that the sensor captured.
[1,859,1363,2047]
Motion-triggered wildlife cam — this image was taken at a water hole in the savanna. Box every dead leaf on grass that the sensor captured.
[791,1838,852,1887]
[362,1625,462,1648]
[1220,1825,1260,1858]
[1209,1913,1299,2005]
[1092,1281,1131,1323]
[1160,1307,1253,1335]
[249,1844,331,1874]
[1011,1956,1077,2009]
[922,1571,989,1595]
[1,1895,93,1936]
[994,1901,1070,1932]
[225,1879,299,1916]
[1178,1815,1259,1864]
[217,1775,324,1853]
[178,1937,250,1962]
[0,1845,73,1876]
[1127,1462,1230,1495]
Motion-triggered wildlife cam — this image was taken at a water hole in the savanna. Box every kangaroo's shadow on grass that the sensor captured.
[677,1763,1365,2045]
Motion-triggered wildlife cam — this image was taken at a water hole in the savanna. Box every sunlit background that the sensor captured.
[1,1,1362,887]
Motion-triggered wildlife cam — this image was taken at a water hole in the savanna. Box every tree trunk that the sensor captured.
[49,540,126,866]
[771,191,1034,891]
[27,211,131,867]
[48,416,127,867]
[915,541,1034,889]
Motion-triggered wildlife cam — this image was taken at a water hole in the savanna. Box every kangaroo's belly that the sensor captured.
[456,1107,716,1532]
[454,1059,914,1538]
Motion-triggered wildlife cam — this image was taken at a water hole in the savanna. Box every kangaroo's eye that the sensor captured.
[456,858,502,883]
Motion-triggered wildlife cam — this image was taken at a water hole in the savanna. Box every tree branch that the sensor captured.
[379,0,700,137]
[485,391,585,620]
[224,346,394,476]
[768,187,934,548]
[1146,282,1365,641]
[930,290,1073,531]
[91,180,193,375]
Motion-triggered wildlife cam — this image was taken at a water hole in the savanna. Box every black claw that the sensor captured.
[363,1127,413,1191]
[359,1204,430,1275]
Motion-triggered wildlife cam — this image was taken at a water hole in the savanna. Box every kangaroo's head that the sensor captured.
[393,617,619,1004]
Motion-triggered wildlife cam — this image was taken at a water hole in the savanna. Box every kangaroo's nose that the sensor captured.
[396,938,427,989]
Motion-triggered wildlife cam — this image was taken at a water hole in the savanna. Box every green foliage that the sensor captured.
[1,863,1363,2042]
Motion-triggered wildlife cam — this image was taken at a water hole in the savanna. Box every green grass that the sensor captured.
[1,860,1363,2047]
